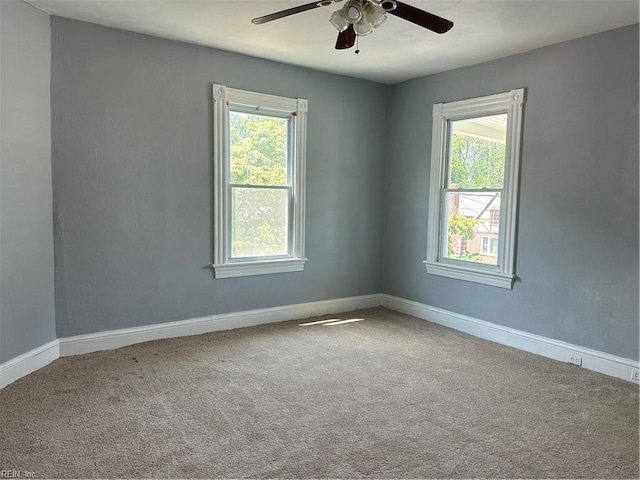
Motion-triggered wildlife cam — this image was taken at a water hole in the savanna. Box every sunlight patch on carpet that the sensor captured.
[299,318,365,327]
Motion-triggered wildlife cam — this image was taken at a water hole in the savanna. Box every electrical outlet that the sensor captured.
[567,353,583,367]
[631,369,639,381]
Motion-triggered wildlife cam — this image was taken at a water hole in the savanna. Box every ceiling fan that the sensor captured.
[252,0,454,50]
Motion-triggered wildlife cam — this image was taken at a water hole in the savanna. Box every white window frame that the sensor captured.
[212,84,308,279]
[424,89,525,289]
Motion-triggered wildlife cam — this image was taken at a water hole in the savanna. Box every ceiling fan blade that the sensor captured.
[335,24,356,50]
[390,1,454,34]
[252,2,323,25]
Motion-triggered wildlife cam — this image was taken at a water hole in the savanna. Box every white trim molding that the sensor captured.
[2,294,637,388]
[0,340,59,389]
[423,261,514,289]
[212,258,307,279]
[426,88,525,289]
[381,294,639,383]
[59,294,381,357]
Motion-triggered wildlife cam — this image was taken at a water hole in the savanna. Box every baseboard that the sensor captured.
[0,340,60,389]
[381,294,639,383]
[59,293,383,357]
[4,293,636,388]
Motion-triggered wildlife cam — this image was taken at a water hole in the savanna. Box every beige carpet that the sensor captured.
[1,307,638,479]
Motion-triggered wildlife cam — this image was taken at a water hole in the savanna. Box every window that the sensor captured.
[490,209,500,226]
[480,236,499,256]
[425,89,525,289]
[212,84,308,278]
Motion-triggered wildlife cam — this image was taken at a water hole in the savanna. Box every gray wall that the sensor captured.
[43,16,640,363]
[0,0,56,363]
[51,17,388,338]
[383,25,639,360]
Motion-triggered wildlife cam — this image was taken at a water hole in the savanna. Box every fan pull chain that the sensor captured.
[355,35,360,55]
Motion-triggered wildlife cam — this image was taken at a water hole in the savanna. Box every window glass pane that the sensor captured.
[229,111,288,186]
[448,114,507,189]
[480,237,499,255]
[490,237,498,255]
[231,187,289,258]
[443,191,500,265]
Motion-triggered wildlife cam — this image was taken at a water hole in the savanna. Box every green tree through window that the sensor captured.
[449,133,505,189]
[229,112,290,257]
[230,113,288,186]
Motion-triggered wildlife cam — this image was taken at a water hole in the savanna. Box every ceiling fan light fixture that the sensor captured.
[342,0,364,24]
[354,16,373,36]
[251,0,454,51]
[364,3,387,29]
[380,0,397,12]
[329,9,349,32]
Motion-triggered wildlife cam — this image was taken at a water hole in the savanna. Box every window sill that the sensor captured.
[423,261,515,289]
[213,258,307,279]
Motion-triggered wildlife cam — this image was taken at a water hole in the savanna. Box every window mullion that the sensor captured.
[229,184,291,190]
[443,188,503,193]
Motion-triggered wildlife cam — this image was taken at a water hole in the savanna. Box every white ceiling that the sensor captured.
[26,0,639,84]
